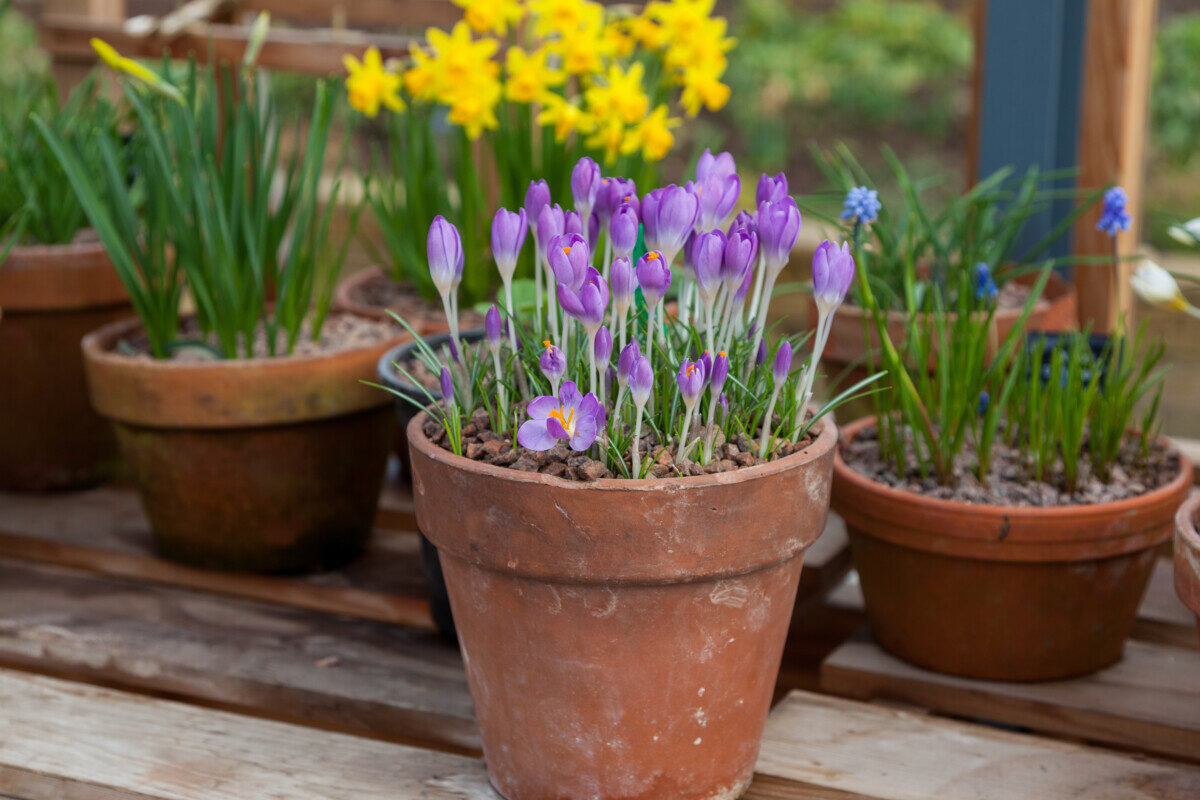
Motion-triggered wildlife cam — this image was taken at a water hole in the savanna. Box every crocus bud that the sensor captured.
[609,256,635,316]
[629,355,654,409]
[572,156,601,223]
[698,350,712,379]
[548,233,590,290]
[588,211,601,247]
[696,148,737,184]
[710,351,729,395]
[564,210,584,237]
[594,325,613,364]
[427,215,464,296]
[723,227,757,296]
[536,203,566,254]
[730,209,757,235]
[610,203,640,259]
[540,341,566,383]
[617,342,641,388]
[643,185,698,263]
[1131,260,1190,311]
[677,358,706,406]
[757,197,802,278]
[485,305,503,353]
[525,180,551,234]
[491,207,528,283]
[558,266,609,332]
[772,341,793,386]
[756,337,767,366]
[756,173,788,205]
[635,251,672,308]
[1168,217,1200,246]
[439,366,454,403]
[695,170,740,230]
[596,176,636,226]
[691,229,727,305]
[811,239,856,314]
[719,392,729,422]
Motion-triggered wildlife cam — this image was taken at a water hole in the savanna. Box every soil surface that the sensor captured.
[348,272,483,330]
[843,423,1182,507]
[424,408,818,481]
[119,312,399,361]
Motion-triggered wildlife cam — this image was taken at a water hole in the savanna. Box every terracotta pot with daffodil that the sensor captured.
[334,0,736,327]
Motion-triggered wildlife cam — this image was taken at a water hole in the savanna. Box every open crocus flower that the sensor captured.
[1131,260,1200,318]
[558,266,610,334]
[518,382,602,451]
[1168,217,1200,247]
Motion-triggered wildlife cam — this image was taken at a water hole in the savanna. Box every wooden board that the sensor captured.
[821,629,1200,762]
[757,689,1200,799]
[4,666,1197,800]
[0,487,434,630]
[0,557,478,754]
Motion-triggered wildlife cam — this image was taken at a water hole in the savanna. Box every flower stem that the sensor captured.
[677,400,697,462]
[758,384,782,458]
[632,405,644,476]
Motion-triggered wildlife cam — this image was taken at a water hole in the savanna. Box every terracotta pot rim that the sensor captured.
[333,264,389,309]
[1175,493,1200,616]
[1,236,128,311]
[83,313,410,428]
[408,408,837,492]
[6,236,105,260]
[1178,493,1200,550]
[835,415,1191,522]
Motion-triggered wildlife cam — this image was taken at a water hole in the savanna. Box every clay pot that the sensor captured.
[409,412,838,800]
[82,316,405,573]
[1174,494,1200,646]
[334,265,454,330]
[833,416,1192,681]
[814,272,1077,421]
[0,239,129,489]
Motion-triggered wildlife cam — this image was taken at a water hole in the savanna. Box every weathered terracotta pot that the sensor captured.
[0,239,129,489]
[82,316,405,573]
[409,412,838,800]
[1174,493,1200,646]
[334,265,453,330]
[833,416,1192,681]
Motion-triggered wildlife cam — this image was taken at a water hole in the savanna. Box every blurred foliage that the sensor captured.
[1151,12,1200,167]
[725,0,971,170]
[0,1,48,94]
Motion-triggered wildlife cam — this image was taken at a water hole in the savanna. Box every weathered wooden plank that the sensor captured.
[820,629,1200,762]
[0,487,434,629]
[758,690,1200,799]
[0,668,489,800]
[0,558,477,753]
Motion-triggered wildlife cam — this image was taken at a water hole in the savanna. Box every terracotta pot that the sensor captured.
[409,412,838,800]
[1174,493,1200,646]
[832,416,1192,681]
[82,316,405,573]
[334,265,454,332]
[0,239,129,489]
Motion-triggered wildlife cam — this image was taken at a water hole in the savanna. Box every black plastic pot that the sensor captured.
[1024,330,1113,386]
[377,328,485,640]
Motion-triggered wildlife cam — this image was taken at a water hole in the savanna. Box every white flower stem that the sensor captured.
[491,347,507,428]
[701,392,719,463]
[758,383,782,458]
[677,399,697,462]
[632,405,644,477]
[533,237,543,330]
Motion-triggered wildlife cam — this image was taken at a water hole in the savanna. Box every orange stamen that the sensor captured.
[646,252,660,260]
[548,406,575,432]
[719,350,727,358]
[543,340,554,350]
[562,246,571,255]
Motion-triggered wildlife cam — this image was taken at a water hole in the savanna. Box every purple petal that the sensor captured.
[518,419,559,451]
[526,395,560,420]
[569,415,598,451]
[558,381,583,409]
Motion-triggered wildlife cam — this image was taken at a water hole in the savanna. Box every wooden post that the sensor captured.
[1073,0,1158,331]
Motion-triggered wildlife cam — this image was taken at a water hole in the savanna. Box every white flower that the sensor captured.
[1131,260,1200,317]
[1168,218,1200,247]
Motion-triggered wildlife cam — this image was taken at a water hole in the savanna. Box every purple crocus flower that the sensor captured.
[677,358,706,406]
[692,151,741,230]
[628,355,654,408]
[691,229,727,305]
[484,305,503,353]
[518,381,602,452]
[571,157,602,230]
[588,211,601,247]
[635,251,672,308]
[610,203,640,259]
[439,366,454,403]
[491,207,528,283]
[710,350,729,395]
[525,180,551,235]
[723,227,757,296]
[609,256,635,317]
[698,349,713,380]
[596,177,637,226]
[536,204,566,254]
[642,185,698,263]
[539,341,566,388]
[594,325,613,364]
[811,239,856,314]
[772,341,793,385]
[1097,186,1132,236]
[427,215,463,296]
[756,338,767,366]
[548,233,590,290]
[558,266,609,332]
[756,173,788,206]
[730,209,757,235]
[564,210,584,238]
[758,197,802,277]
[696,148,737,184]
[617,342,641,388]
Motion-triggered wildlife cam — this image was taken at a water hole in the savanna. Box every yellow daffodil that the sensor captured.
[529,0,604,39]
[505,46,565,104]
[630,14,665,49]
[90,38,184,104]
[538,93,594,141]
[423,22,501,104]
[584,62,649,125]
[403,46,437,99]
[446,75,502,139]
[586,117,628,164]
[621,103,678,161]
[454,0,526,36]
[343,47,404,117]
[601,19,636,58]
[679,66,730,116]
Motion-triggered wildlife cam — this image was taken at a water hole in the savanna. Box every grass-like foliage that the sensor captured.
[38,45,349,359]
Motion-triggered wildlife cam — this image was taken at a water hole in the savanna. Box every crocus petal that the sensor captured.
[518,419,559,451]
[569,415,599,451]
[526,395,561,420]
[558,381,583,410]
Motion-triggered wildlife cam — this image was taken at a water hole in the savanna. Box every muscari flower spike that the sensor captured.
[841,185,881,224]
[1097,186,1132,237]
[974,262,998,303]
